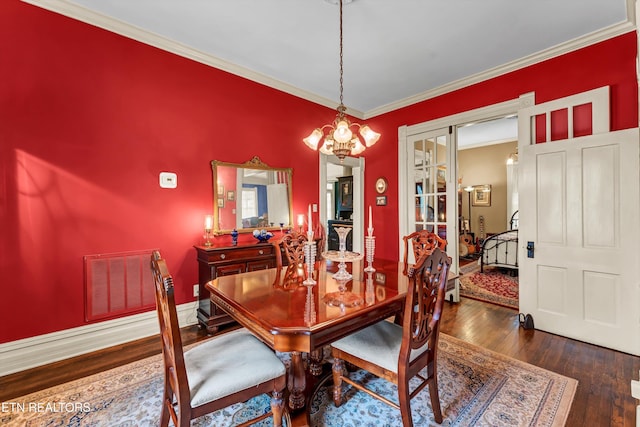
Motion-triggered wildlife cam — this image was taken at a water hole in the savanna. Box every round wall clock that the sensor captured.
[375,177,388,194]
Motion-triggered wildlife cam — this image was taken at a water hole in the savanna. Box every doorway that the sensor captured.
[399,94,533,303]
[456,117,520,310]
[319,154,365,253]
[457,116,519,263]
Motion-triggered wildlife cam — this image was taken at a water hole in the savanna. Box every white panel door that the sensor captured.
[519,90,640,355]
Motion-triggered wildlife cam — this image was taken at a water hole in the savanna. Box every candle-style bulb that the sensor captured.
[204,214,213,231]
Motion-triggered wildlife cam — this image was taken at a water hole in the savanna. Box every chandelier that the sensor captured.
[303,0,380,162]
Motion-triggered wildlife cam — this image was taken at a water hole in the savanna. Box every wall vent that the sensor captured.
[84,249,157,322]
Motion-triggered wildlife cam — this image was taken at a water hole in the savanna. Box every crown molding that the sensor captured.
[22,0,634,121]
[21,0,353,114]
[365,20,636,119]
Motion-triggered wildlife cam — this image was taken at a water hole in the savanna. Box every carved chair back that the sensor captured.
[315,223,326,259]
[400,248,451,372]
[274,231,308,268]
[402,230,447,276]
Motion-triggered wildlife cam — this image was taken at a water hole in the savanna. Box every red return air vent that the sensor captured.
[84,249,158,322]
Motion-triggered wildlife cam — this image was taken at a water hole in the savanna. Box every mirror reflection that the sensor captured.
[212,157,293,234]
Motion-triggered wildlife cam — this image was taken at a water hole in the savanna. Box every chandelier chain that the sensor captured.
[302,0,380,161]
[338,0,344,110]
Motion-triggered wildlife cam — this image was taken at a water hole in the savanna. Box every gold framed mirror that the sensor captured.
[211,156,293,234]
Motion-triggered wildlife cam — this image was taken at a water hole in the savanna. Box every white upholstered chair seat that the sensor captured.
[331,249,450,426]
[331,320,430,374]
[185,329,286,407]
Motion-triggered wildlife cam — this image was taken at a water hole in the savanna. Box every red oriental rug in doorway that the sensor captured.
[459,261,519,309]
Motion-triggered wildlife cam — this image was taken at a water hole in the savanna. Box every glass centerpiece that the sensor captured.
[322,224,364,307]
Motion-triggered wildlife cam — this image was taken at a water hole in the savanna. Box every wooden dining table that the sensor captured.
[205,256,410,422]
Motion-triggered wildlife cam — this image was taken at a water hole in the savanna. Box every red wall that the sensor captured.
[0,1,330,343]
[364,31,638,262]
[1,1,637,344]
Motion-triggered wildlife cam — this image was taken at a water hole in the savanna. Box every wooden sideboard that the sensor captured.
[195,243,277,333]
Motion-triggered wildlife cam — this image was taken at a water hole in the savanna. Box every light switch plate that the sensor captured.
[159,172,177,189]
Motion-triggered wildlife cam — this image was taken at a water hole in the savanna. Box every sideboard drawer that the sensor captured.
[194,243,278,334]
[224,245,274,260]
[216,263,246,276]
[200,245,274,262]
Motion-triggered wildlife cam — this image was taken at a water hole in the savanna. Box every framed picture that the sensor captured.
[217,198,225,208]
[472,184,491,207]
[217,184,224,197]
[227,190,235,201]
[338,176,353,209]
[376,195,387,206]
[374,272,386,284]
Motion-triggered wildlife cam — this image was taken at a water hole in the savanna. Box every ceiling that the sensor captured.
[26,0,632,146]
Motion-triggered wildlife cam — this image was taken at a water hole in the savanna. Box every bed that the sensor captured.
[480,210,519,273]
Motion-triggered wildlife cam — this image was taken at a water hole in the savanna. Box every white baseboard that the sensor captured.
[0,301,199,376]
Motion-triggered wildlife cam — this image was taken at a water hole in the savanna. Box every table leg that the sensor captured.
[288,351,306,410]
[309,348,324,376]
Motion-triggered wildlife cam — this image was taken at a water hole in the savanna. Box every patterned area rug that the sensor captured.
[1,334,576,427]
[459,262,519,310]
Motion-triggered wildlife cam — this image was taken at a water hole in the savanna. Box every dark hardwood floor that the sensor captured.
[1,298,638,426]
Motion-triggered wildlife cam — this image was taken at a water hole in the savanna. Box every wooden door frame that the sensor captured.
[319,154,365,253]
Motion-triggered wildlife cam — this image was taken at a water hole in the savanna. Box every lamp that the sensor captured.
[303,0,380,162]
[506,152,518,165]
[204,214,214,247]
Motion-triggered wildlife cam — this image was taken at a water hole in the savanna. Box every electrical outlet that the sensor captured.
[193,284,199,297]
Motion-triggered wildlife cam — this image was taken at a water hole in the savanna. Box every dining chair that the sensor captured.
[402,230,447,276]
[150,251,287,427]
[273,231,308,268]
[330,248,451,426]
[315,222,326,259]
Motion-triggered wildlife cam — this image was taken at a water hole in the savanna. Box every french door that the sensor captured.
[401,126,459,301]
